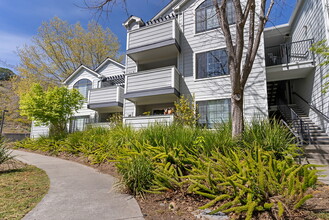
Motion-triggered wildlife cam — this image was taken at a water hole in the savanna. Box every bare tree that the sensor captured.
[212,0,275,137]
[84,0,281,137]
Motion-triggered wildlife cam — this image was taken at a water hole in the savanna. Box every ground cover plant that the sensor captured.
[15,120,320,219]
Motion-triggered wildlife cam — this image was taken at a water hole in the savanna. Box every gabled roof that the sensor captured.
[152,0,183,20]
[94,57,125,72]
[122,16,145,29]
[63,65,100,85]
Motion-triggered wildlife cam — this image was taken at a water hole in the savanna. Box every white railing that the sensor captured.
[123,115,174,129]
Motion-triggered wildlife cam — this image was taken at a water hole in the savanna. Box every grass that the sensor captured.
[0,163,49,220]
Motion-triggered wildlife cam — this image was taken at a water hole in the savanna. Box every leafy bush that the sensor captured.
[0,138,14,165]
[174,95,200,126]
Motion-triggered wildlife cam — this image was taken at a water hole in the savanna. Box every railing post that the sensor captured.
[311,38,315,65]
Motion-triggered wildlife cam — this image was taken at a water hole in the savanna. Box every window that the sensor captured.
[73,79,92,99]
[69,116,90,132]
[196,48,229,79]
[198,99,231,128]
[196,0,235,33]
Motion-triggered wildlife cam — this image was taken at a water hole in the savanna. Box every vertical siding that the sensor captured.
[291,0,329,134]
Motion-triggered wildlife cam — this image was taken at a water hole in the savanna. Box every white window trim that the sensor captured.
[193,0,236,36]
[193,46,229,81]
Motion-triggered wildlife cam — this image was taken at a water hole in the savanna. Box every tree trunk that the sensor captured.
[231,89,244,138]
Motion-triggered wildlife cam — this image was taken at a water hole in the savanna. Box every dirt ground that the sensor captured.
[12,148,329,220]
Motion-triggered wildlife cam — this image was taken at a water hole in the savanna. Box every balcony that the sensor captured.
[126,19,181,64]
[265,39,315,82]
[123,115,174,129]
[124,66,180,105]
[88,86,124,112]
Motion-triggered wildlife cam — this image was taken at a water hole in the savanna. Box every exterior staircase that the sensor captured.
[289,105,329,184]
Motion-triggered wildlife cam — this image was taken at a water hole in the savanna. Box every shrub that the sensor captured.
[174,95,200,127]
[0,138,14,165]
[116,155,154,196]
[243,119,298,158]
[187,146,318,219]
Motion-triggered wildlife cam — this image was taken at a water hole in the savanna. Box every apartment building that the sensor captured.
[31,0,329,138]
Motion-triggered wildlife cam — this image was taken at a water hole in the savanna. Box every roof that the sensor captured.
[122,16,145,29]
[63,65,100,85]
[152,0,181,20]
[264,0,305,34]
[94,57,125,72]
[146,13,177,26]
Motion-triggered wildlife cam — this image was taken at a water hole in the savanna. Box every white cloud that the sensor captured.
[0,31,31,68]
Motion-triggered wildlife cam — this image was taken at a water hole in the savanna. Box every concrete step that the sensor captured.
[303,155,329,165]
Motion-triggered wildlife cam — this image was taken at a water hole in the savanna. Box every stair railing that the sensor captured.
[293,92,329,123]
[277,99,311,146]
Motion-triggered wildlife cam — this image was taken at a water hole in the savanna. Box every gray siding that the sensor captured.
[290,0,329,134]
[89,86,124,104]
[125,66,180,93]
[124,0,268,124]
[128,20,178,49]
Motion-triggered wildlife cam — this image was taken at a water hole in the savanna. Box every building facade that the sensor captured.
[31,0,329,138]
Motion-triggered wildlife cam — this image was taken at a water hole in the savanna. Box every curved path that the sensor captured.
[12,150,144,220]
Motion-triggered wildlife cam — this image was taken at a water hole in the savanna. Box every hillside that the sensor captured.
[0,80,31,133]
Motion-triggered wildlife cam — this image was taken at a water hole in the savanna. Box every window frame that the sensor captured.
[197,98,231,128]
[195,47,230,80]
[73,79,92,100]
[195,0,235,34]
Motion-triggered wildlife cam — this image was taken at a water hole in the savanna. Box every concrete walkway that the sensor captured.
[12,150,144,220]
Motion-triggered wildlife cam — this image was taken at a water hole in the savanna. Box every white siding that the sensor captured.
[96,62,124,77]
[290,0,329,134]
[123,99,135,117]
[66,68,98,119]
[123,115,174,128]
[30,122,49,139]
[178,0,267,121]
[126,56,137,74]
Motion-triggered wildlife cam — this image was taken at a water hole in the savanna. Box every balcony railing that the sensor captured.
[88,86,124,109]
[125,66,180,96]
[265,39,314,67]
[123,115,174,129]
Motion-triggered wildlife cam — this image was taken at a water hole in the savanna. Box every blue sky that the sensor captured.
[0,0,296,72]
